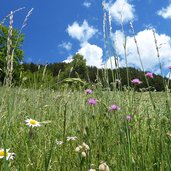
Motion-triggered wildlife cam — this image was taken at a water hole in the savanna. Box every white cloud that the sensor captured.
[103,56,126,69]
[104,0,135,24]
[78,43,103,68]
[83,1,92,8]
[65,20,102,67]
[166,72,171,80]
[65,18,171,73]
[63,43,103,68]
[63,55,73,63]
[157,4,171,19]
[113,29,171,72]
[67,20,98,43]
[58,42,72,51]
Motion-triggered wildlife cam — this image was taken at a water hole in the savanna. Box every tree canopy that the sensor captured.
[62,53,88,80]
[0,24,24,84]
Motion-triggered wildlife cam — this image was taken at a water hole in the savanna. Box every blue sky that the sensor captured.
[1,0,171,76]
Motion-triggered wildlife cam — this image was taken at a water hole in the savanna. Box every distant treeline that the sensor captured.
[21,60,170,91]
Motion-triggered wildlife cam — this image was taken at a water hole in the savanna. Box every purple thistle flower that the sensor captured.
[131,78,142,85]
[85,89,93,94]
[109,104,120,112]
[88,98,97,105]
[126,115,132,121]
[145,72,153,78]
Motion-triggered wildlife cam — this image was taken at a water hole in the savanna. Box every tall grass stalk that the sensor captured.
[4,11,13,86]
[152,29,170,113]
[130,22,156,111]
[4,8,33,87]
[0,7,25,26]
[120,13,130,88]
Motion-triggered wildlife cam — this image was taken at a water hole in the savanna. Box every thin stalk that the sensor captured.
[130,22,156,111]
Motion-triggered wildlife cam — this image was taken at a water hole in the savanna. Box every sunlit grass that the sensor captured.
[0,87,170,170]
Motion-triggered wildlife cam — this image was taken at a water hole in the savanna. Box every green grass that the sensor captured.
[0,87,170,170]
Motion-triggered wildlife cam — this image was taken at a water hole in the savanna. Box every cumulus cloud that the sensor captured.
[63,43,103,68]
[104,0,135,24]
[58,42,72,51]
[65,20,103,68]
[77,43,103,68]
[67,20,98,43]
[64,43,103,68]
[103,56,126,69]
[83,1,92,8]
[65,18,171,72]
[113,29,171,72]
[157,4,171,19]
[63,55,73,63]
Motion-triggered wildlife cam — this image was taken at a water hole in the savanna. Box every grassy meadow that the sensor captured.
[0,86,171,170]
[1,2,171,171]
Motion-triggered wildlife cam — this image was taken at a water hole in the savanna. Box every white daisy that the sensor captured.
[66,136,77,141]
[0,149,15,160]
[25,119,41,128]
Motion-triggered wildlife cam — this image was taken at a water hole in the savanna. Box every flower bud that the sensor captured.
[81,151,86,157]
[82,142,90,151]
[75,146,80,153]
[99,162,110,171]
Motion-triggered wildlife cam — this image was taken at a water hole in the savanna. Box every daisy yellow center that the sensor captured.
[0,151,8,157]
[29,119,37,125]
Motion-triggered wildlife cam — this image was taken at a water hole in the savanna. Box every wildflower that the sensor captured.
[75,142,90,157]
[99,161,110,171]
[0,149,15,160]
[88,98,97,105]
[82,142,90,151]
[75,146,81,152]
[166,132,171,137]
[25,119,41,128]
[131,78,142,85]
[89,164,96,171]
[169,66,171,69]
[145,72,153,78]
[56,140,63,145]
[126,115,132,121]
[85,89,93,94]
[81,151,86,157]
[109,105,120,112]
[66,136,77,141]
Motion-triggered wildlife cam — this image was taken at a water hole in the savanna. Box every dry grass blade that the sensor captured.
[0,7,25,26]
[4,11,13,86]
[4,8,34,86]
